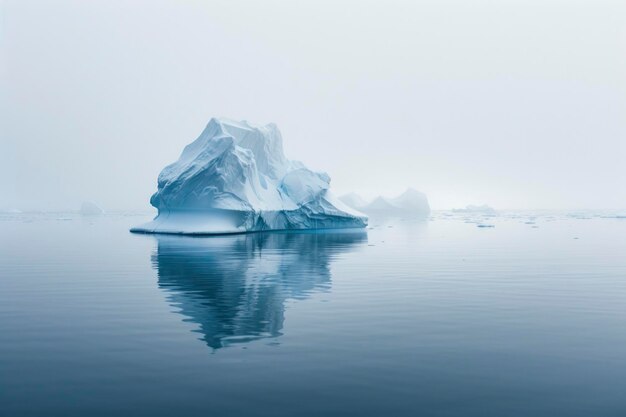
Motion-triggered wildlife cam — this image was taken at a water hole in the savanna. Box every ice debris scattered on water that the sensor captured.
[131,118,367,235]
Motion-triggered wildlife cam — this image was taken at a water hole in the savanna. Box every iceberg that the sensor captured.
[131,118,367,235]
[452,204,497,214]
[0,208,22,214]
[340,188,430,217]
[339,192,368,210]
[80,201,104,215]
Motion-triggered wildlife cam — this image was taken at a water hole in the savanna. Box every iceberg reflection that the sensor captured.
[152,230,367,350]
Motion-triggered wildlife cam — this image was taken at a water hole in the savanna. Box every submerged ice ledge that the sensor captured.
[131,118,367,235]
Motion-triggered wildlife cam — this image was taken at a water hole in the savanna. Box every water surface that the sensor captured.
[1,211,626,416]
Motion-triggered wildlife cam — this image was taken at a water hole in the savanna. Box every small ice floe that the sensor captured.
[476,223,495,228]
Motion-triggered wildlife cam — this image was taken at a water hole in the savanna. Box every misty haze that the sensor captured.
[1,1,625,417]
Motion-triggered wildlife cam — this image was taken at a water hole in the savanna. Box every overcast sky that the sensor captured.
[1,0,625,211]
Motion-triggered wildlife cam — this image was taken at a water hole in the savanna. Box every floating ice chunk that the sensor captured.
[131,118,367,235]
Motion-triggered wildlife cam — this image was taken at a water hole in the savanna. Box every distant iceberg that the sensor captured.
[339,193,369,210]
[0,208,22,214]
[452,204,497,214]
[339,188,430,217]
[131,118,367,235]
[80,201,104,215]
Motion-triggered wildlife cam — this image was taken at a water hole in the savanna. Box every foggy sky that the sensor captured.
[1,0,625,211]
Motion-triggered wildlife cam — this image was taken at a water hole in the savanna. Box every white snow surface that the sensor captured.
[131,118,367,234]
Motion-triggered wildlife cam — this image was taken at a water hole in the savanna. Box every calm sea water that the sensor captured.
[1,211,626,417]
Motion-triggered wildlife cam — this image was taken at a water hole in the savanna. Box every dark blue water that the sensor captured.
[2,211,626,417]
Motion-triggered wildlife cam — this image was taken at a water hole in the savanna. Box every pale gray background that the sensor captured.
[1,0,624,210]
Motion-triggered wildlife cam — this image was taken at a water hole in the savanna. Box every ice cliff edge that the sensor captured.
[131,118,367,235]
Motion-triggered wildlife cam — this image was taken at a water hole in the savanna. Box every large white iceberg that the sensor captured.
[131,118,367,235]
